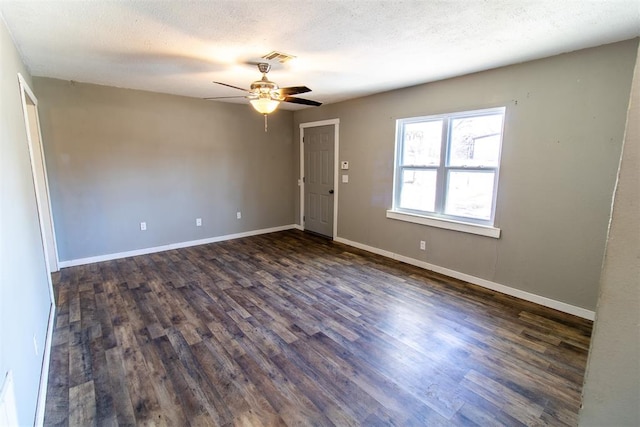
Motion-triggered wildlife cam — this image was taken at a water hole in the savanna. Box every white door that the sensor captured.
[303,125,335,238]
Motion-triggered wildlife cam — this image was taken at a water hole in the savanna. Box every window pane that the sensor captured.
[445,171,495,220]
[449,114,503,167]
[399,169,437,212]
[401,120,443,166]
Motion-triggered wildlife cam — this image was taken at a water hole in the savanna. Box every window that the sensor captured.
[389,107,505,237]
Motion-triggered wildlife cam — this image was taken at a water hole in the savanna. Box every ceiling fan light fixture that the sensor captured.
[209,62,320,126]
[250,97,280,114]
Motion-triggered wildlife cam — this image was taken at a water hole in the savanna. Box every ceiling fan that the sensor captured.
[207,62,322,131]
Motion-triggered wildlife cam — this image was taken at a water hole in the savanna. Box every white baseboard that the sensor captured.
[34,302,55,426]
[334,237,595,320]
[57,226,594,320]
[59,224,297,268]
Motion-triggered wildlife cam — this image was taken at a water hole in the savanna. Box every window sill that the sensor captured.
[386,210,501,238]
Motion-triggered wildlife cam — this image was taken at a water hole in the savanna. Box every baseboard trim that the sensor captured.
[58,228,595,320]
[34,302,55,426]
[334,237,595,320]
[59,224,297,268]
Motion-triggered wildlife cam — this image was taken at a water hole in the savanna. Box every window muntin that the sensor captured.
[394,107,505,226]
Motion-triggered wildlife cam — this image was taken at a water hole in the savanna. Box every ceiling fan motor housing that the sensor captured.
[250,76,282,100]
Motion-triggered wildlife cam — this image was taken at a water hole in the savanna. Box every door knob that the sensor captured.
[329,189,334,194]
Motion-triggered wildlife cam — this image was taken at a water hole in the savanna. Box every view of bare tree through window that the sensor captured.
[449,114,502,167]
[446,114,503,219]
[402,120,442,166]
[394,108,504,224]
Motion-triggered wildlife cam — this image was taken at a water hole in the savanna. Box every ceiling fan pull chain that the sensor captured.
[264,114,268,132]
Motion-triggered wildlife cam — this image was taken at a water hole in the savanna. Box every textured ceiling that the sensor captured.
[1,0,639,109]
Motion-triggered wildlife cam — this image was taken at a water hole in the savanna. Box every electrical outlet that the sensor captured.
[237,211,242,219]
[196,218,202,227]
[140,221,147,231]
[420,240,426,251]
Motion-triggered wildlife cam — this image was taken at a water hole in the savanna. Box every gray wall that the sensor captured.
[33,78,295,262]
[579,43,640,426]
[294,39,639,311]
[0,18,53,425]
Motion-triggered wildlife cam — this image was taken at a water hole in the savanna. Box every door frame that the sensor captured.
[17,73,59,280]
[299,119,340,239]
[17,74,58,427]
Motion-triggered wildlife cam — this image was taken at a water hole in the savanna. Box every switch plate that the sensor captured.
[420,240,426,250]
[341,161,349,170]
[140,221,147,231]
[196,218,202,226]
[237,211,242,219]
[342,174,349,183]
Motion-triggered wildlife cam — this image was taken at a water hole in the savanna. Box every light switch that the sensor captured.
[341,161,349,170]
[342,174,349,183]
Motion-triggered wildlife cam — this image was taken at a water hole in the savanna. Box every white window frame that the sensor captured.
[387,107,505,238]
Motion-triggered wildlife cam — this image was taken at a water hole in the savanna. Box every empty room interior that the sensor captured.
[1,1,639,426]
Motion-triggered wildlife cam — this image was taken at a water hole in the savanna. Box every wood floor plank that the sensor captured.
[199,330,283,424]
[234,351,332,427]
[104,346,137,426]
[45,230,592,426]
[87,336,117,425]
[269,351,360,426]
[165,327,230,425]
[68,381,96,427]
[43,344,69,426]
[112,324,165,425]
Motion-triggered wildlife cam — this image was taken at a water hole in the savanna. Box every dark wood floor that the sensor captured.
[44,230,592,426]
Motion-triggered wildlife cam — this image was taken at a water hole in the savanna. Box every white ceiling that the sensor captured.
[1,1,639,110]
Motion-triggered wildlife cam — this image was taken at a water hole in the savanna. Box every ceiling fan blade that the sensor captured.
[278,86,311,96]
[204,96,248,100]
[212,81,250,92]
[283,96,322,106]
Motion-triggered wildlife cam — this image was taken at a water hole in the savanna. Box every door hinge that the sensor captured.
[303,216,305,222]
[303,176,305,183]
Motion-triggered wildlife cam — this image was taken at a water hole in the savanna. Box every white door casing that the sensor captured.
[18,74,59,281]
[17,74,59,427]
